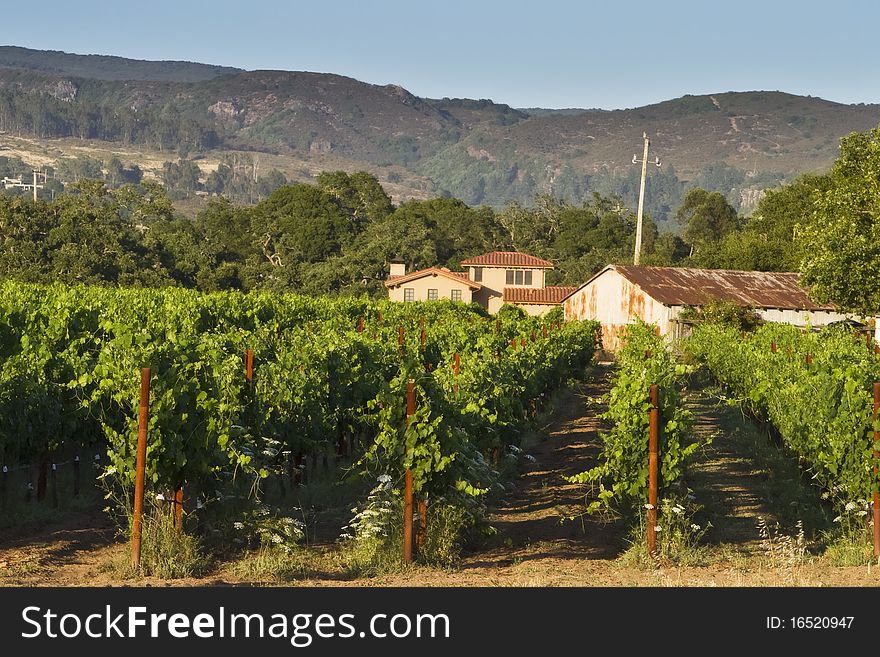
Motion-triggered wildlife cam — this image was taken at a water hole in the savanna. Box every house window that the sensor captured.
[451,290,462,302]
[473,267,483,282]
[515,271,524,285]
[404,288,414,302]
[428,289,438,300]
[506,270,514,285]
[525,271,533,285]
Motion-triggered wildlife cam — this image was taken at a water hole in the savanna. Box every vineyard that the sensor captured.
[7,281,880,585]
[0,281,600,569]
[687,323,880,518]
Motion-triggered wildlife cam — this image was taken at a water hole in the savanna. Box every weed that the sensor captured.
[757,516,808,584]
[822,500,874,566]
[620,496,711,568]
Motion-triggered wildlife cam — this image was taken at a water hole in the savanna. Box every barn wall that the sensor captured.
[564,269,670,351]
[757,308,852,327]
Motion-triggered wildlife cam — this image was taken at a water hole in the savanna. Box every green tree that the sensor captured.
[677,188,740,257]
[800,127,880,315]
[316,170,394,228]
[251,184,353,289]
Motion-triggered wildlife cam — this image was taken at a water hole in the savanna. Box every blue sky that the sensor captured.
[4,0,878,109]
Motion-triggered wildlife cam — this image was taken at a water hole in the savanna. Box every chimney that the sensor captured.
[389,256,406,277]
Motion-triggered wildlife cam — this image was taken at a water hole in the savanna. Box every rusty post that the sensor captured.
[73,455,80,497]
[398,326,405,355]
[543,325,548,339]
[531,331,536,342]
[805,353,813,365]
[404,380,416,564]
[644,349,652,359]
[132,367,151,569]
[521,337,526,349]
[647,384,659,559]
[874,383,880,559]
[377,311,383,323]
[245,348,254,386]
[511,337,517,350]
[420,328,426,349]
[174,485,184,532]
[419,317,425,329]
[416,498,428,552]
[357,316,364,333]
[771,341,777,354]
[496,319,501,333]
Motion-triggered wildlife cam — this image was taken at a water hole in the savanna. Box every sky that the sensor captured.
[3,0,879,109]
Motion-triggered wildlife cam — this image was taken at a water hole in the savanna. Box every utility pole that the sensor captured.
[31,170,45,202]
[632,132,661,265]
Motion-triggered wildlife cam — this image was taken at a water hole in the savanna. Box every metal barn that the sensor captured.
[562,265,870,351]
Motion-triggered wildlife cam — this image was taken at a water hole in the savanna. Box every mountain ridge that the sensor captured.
[2,46,880,219]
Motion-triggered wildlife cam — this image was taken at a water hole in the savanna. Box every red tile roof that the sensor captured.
[503,286,577,305]
[385,267,482,290]
[460,251,554,269]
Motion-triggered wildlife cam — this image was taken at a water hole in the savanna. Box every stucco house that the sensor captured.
[562,264,874,351]
[385,251,575,316]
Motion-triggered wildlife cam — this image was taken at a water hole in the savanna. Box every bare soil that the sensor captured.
[3,367,880,587]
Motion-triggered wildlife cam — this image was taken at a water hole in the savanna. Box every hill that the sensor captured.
[0,45,241,81]
[1,47,879,222]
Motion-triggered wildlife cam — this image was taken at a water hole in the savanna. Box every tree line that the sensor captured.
[0,168,808,298]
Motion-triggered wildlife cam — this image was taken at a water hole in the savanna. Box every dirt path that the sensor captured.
[459,365,624,568]
[684,378,830,556]
[0,509,119,585]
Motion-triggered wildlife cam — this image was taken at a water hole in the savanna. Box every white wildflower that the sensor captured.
[377,474,392,483]
[644,504,654,510]
[833,516,842,523]
[858,510,868,517]
[845,501,857,512]
[654,526,662,533]
[690,524,701,531]
[271,534,283,544]
[672,505,685,515]
[233,522,244,530]
[155,493,165,501]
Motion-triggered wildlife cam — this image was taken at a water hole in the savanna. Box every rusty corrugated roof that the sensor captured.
[460,251,554,268]
[385,267,482,290]
[603,265,836,310]
[504,286,577,305]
